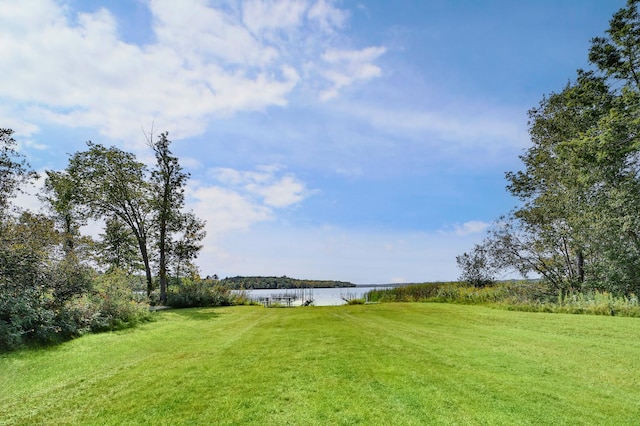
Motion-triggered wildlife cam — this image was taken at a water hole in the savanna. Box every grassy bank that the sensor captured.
[2,303,640,424]
[367,281,640,317]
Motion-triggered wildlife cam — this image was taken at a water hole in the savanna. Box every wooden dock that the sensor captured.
[258,296,297,307]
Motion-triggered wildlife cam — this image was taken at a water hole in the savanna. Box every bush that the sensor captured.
[166,279,234,308]
[85,270,152,332]
[0,247,60,350]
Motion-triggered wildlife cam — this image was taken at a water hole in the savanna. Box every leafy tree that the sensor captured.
[504,71,613,290]
[148,132,190,304]
[589,0,640,88]
[561,88,640,293]
[456,243,496,287]
[464,1,640,295]
[0,130,154,351]
[170,211,206,281]
[41,170,89,259]
[0,212,92,349]
[67,142,155,296]
[97,217,142,274]
[0,128,37,215]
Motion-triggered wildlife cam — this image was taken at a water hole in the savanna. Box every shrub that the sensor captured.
[231,290,262,306]
[86,270,152,332]
[166,279,234,308]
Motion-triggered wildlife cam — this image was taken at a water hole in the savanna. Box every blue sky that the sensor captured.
[1,0,626,283]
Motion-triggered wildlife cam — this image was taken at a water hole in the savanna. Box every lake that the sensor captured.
[236,286,394,306]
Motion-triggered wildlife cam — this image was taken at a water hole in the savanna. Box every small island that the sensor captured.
[219,275,356,289]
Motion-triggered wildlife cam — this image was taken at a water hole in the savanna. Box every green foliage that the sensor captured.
[67,141,155,295]
[149,131,195,305]
[0,259,151,351]
[170,211,206,281]
[366,281,640,317]
[64,137,206,300]
[82,270,152,332]
[456,244,496,287]
[41,170,88,258]
[231,290,261,306]
[0,128,37,214]
[96,217,142,274]
[220,275,355,289]
[0,214,65,350]
[461,2,640,295]
[165,279,234,308]
[589,0,640,88]
[0,129,214,352]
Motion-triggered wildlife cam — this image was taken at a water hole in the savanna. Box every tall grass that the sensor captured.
[367,281,640,317]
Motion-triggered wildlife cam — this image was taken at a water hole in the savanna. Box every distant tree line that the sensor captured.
[0,129,206,350]
[219,276,355,289]
[458,0,640,296]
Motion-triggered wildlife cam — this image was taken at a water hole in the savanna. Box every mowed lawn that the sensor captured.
[2,303,640,425]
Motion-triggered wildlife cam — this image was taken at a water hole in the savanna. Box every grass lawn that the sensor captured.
[2,303,640,425]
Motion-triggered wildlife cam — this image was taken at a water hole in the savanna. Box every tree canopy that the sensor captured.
[458,0,640,295]
[0,130,206,350]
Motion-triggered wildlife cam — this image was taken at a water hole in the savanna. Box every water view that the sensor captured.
[237,286,395,306]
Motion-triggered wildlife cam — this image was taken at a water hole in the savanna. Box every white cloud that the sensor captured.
[319,46,387,100]
[308,0,348,31]
[189,184,273,236]
[253,175,306,207]
[151,0,278,66]
[0,108,39,139]
[0,0,385,148]
[451,221,490,236]
[209,165,309,208]
[242,0,307,35]
[339,101,530,164]
[187,165,310,271]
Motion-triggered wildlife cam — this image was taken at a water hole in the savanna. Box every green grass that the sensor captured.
[2,303,640,425]
[367,281,640,317]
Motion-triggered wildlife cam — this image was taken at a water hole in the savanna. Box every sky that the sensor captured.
[0,0,627,284]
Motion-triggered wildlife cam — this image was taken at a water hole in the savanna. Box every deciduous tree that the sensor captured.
[67,142,155,296]
[148,132,190,304]
[0,128,37,216]
[460,1,640,294]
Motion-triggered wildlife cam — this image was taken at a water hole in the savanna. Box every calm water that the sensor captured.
[236,286,393,306]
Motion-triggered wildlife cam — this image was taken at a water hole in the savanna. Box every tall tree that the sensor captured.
[67,142,155,296]
[171,211,206,281]
[148,132,190,304]
[0,128,37,216]
[461,1,640,294]
[41,170,88,259]
[589,0,640,88]
[504,71,613,289]
[97,217,142,274]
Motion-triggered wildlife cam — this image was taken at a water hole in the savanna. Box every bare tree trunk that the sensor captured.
[159,214,168,304]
